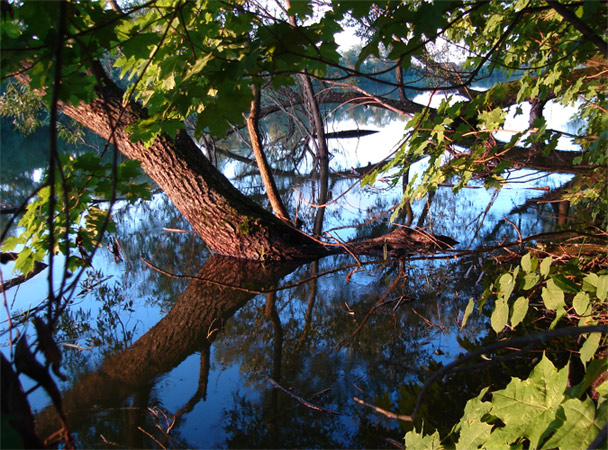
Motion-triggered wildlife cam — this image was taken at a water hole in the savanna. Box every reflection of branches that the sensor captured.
[410,325,605,420]
[467,189,499,249]
[266,377,340,415]
[336,264,405,351]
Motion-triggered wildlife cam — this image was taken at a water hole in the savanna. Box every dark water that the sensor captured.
[1,111,574,448]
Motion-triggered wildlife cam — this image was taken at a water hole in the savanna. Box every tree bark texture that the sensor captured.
[57,69,325,261]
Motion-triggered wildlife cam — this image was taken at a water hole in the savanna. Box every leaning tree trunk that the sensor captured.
[57,67,325,261]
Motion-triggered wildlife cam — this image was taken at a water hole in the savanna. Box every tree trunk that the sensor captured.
[284,0,330,234]
[246,83,291,223]
[57,68,325,261]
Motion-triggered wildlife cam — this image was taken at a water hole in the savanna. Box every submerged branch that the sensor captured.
[266,377,340,415]
[353,396,413,422]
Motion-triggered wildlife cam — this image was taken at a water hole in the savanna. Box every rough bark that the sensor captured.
[56,67,325,261]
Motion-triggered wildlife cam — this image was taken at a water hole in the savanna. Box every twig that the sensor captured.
[411,308,434,327]
[1,270,14,355]
[138,426,166,450]
[353,396,413,422]
[386,437,406,449]
[266,377,340,415]
[504,218,523,251]
[326,232,361,266]
[162,227,196,233]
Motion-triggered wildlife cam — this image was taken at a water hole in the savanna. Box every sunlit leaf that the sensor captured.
[522,273,539,290]
[490,354,568,449]
[542,279,565,311]
[543,397,606,449]
[596,275,607,301]
[455,388,492,450]
[404,427,443,450]
[572,292,590,316]
[510,296,528,328]
[579,333,601,367]
[491,298,508,333]
[540,256,552,278]
[499,273,515,300]
[461,297,475,328]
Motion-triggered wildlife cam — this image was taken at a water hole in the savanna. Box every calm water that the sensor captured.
[1,104,575,448]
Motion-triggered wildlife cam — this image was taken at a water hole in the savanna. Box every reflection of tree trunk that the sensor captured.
[35,256,303,438]
[556,200,570,226]
[246,83,290,222]
[52,64,325,261]
[265,292,283,382]
[125,385,151,448]
[401,166,413,226]
[417,190,435,229]
[265,292,283,446]
[173,341,211,425]
[293,261,318,356]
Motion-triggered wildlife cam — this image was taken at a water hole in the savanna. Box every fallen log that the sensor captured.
[344,227,458,257]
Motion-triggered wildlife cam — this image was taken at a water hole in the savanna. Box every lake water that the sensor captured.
[0,100,577,447]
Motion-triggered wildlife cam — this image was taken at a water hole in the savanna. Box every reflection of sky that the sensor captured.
[0,99,582,447]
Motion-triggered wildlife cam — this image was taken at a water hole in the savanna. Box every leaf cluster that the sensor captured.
[405,353,607,449]
[2,154,150,276]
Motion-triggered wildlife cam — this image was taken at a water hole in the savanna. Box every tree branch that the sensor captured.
[546,0,608,54]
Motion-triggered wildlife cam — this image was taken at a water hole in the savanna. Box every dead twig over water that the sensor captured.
[353,396,413,422]
[267,377,340,415]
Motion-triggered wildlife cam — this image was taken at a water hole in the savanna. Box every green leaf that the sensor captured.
[491,298,509,333]
[596,275,607,301]
[582,273,599,292]
[478,107,505,130]
[455,388,493,450]
[540,256,552,278]
[499,273,515,300]
[520,252,535,273]
[579,332,601,366]
[461,297,475,328]
[551,274,579,294]
[1,236,22,252]
[404,427,443,450]
[489,354,568,449]
[543,397,606,449]
[14,247,36,276]
[510,296,528,328]
[572,292,590,315]
[542,279,565,311]
[522,273,539,290]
